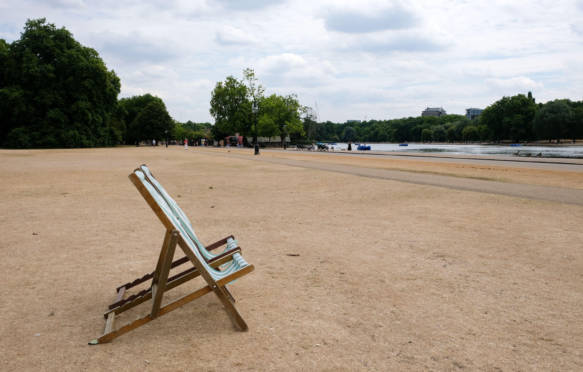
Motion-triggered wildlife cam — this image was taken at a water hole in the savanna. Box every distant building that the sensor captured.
[465,108,484,120]
[421,107,447,117]
[346,120,362,123]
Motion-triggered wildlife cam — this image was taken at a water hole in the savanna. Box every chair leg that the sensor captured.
[177,237,249,332]
[151,230,179,319]
[223,285,236,303]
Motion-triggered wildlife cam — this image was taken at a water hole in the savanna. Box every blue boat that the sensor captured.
[357,145,371,151]
[399,143,408,146]
[510,144,521,147]
[329,143,337,145]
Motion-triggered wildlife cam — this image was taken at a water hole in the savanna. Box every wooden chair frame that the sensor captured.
[91,172,254,344]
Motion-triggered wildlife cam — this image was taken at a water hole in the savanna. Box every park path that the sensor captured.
[193,149,583,207]
[267,149,583,172]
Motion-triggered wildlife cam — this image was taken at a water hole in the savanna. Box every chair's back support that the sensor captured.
[130,170,249,282]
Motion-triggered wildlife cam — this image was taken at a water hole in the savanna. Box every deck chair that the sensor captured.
[104,164,244,311]
[91,168,254,344]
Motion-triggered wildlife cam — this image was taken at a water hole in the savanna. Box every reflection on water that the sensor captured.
[329,143,583,159]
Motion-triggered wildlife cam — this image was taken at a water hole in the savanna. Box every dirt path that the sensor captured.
[193,149,583,206]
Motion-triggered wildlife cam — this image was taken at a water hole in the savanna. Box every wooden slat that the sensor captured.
[128,173,175,231]
[223,285,235,303]
[115,287,126,302]
[205,235,234,251]
[151,229,173,288]
[114,235,235,293]
[217,264,255,287]
[104,312,116,334]
[104,249,243,318]
[151,230,179,319]
[97,264,255,344]
[98,285,212,344]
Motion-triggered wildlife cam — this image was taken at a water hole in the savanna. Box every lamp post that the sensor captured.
[165,130,168,148]
[253,101,260,155]
[283,124,287,150]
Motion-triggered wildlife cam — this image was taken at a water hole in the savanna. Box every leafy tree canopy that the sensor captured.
[0,18,121,148]
[432,126,447,142]
[421,129,433,142]
[128,100,174,142]
[533,100,574,141]
[481,94,537,141]
[462,126,479,142]
[210,75,252,139]
[259,94,304,146]
[343,127,356,142]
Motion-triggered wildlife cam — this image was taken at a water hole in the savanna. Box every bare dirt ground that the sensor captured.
[1,146,582,371]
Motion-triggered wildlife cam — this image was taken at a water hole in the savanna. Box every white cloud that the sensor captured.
[321,0,423,33]
[89,30,183,64]
[572,23,583,35]
[251,53,337,88]
[215,26,258,45]
[334,26,455,54]
[127,66,179,81]
[209,0,286,11]
[30,0,86,9]
[485,76,544,92]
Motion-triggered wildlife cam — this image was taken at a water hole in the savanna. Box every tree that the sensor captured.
[421,129,433,142]
[478,125,492,142]
[0,18,121,148]
[462,126,479,142]
[260,94,304,147]
[410,125,425,142]
[432,126,447,142]
[128,100,174,143]
[119,94,164,143]
[533,100,574,141]
[570,107,583,140]
[505,95,537,141]
[343,127,356,142]
[480,96,510,141]
[481,94,537,141]
[505,114,530,142]
[210,75,252,142]
[446,127,456,142]
[392,123,410,142]
[453,118,471,141]
[257,114,280,142]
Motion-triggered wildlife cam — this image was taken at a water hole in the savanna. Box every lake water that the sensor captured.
[326,143,583,159]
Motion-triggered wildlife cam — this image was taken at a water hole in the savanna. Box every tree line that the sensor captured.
[303,92,583,144]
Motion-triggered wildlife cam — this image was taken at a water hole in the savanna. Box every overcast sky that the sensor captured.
[1,0,583,123]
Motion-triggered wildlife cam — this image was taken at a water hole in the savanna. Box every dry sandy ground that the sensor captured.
[1,147,582,371]
[200,148,583,190]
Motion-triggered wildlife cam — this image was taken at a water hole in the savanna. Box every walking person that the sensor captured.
[184,138,188,150]
[152,139,156,147]
[347,140,352,151]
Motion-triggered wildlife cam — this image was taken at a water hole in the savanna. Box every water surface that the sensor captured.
[327,143,583,159]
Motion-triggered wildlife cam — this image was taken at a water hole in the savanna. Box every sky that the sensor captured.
[1,0,583,123]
